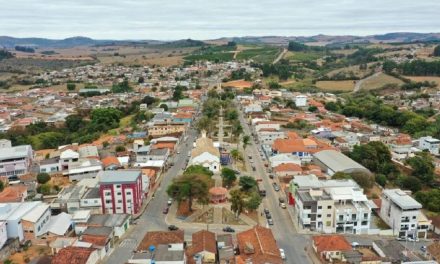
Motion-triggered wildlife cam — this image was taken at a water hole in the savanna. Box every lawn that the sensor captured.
[236,47,281,63]
[315,80,356,91]
[361,73,404,90]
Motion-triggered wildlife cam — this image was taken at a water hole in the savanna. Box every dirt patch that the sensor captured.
[8,245,51,264]
[316,80,356,91]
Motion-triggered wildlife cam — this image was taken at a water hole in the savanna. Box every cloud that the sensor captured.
[0,0,439,39]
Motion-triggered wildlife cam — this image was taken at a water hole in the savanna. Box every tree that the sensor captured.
[167,173,210,212]
[400,176,422,193]
[221,168,237,188]
[196,116,213,133]
[184,165,213,177]
[405,152,435,183]
[375,174,387,187]
[231,121,243,139]
[350,171,375,190]
[37,183,51,195]
[37,173,50,184]
[159,103,168,111]
[415,189,440,212]
[66,83,76,91]
[230,149,242,163]
[172,85,186,101]
[239,176,257,191]
[0,181,4,192]
[324,101,340,112]
[89,108,122,132]
[142,95,156,106]
[245,191,262,211]
[308,106,318,112]
[433,45,440,57]
[242,135,251,150]
[230,189,246,218]
[112,79,132,93]
[115,145,126,152]
[65,115,86,132]
[138,76,144,83]
[288,41,308,52]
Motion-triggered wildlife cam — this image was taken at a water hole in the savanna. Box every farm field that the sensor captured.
[285,50,325,62]
[360,73,404,90]
[236,46,281,63]
[315,80,356,91]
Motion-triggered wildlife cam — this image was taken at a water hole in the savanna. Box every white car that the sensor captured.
[279,248,286,260]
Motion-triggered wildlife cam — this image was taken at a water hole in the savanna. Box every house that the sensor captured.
[130,243,186,264]
[269,153,301,168]
[49,237,78,254]
[257,130,287,145]
[98,170,143,214]
[0,185,28,203]
[41,212,73,240]
[142,148,170,162]
[78,145,99,159]
[235,226,283,264]
[273,163,303,177]
[73,210,91,235]
[389,134,414,160]
[418,136,440,155]
[380,189,430,239]
[137,230,185,252]
[217,234,235,264]
[313,149,370,177]
[64,159,103,182]
[189,131,220,173]
[21,203,52,241]
[52,246,99,264]
[295,95,308,107]
[80,226,113,259]
[0,140,33,177]
[87,214,130,238]
[80,187,102,213]
[186,230,217,264]
[312,235,351,262]
[59,149,80,171]
[39,157,60,173]
[101,156,121,171]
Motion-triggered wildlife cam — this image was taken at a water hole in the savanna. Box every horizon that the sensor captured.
[1,0,439,40]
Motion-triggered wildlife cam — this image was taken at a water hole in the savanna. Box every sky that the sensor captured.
[0,0,439,40]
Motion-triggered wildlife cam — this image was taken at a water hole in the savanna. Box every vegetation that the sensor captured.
[415,189,440,212]
[0,50,13,61]
[15,45,35,53]
[66,82,76,91]
[434,45,440,57]
[37,173,51,184]
[0,181,4,192]
[237,46,280,63]
[112,79,132,93]
[332,171,375,190]
[239,176,257,191]
[405,152,435,184]
[221,168,237,188]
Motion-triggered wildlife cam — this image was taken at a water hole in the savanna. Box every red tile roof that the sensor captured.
[81,234,108,247]
[274,163,302,173]
[52,246,95,264]
[0,185,27,203]
[151,142,176,150]
[312,235,351,254]
[272,136,333,154]
[186,230,217,263]
[101,156,120,168]
[138,230,184,251]
[236,226,283,264]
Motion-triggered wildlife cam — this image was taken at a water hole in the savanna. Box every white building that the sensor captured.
[0,221,7,249]
[418,136,440,155]
[0,140,33,177]
[295,95,308,107]
[380,189,430,239]
[59,149,80,171]
[189,131,220,173]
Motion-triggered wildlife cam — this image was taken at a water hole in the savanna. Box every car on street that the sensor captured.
[396,237,406,241]
[267,218,274,225]
[177,151,180,154]
[269,174,274,179]
[279,248,286,260]
[223,226,235,233]
[272,183,280,192]
[264,208,270,215]
[167,198,173,206]
[407,236,419,242]
[421,245,427,252]
[248,155,252,159]
[266,213,272,220]
[168,225,178,231]
[163,207,169,214]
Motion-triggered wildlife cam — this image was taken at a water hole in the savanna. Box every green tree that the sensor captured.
[112,79,132,93]
[66,83,76,91]
[138,76,145,83]
[167,173,210,212]
[37,183,51,195]
[375,174,387,187]
[242,135,251,150]
[90,108,122,131]
[400,176,422,193]
[65,115,86,132]
[239,176,257,191]
[0,181,4,192]
[115,145,126,152]
[308,106,318,112]
[230,189,246,218]
[37,173,50,184]
[405,152,435,183]
[350,171,375,190]
[172,85,186,101]
[159,103,169,111]
[221,168,237,188]
[245,191,262,211]
[196,116,213,133]
[142,95,156,106]
[184,165,213,177]
[433,45,440,57]
[230,149,241,163]
[415,189,440,212]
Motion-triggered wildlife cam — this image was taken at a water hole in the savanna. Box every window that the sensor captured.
[116,185,121,188]
[327,206,332,209]
[127,199,132,203]
[118,200,122,203]
[317,215,322,218]
[318,206,322,210]
[327,214,331,217]
[106,200,111,204]
[412,216,417,219]
[117,192,122,195]
[126,192,132,195]
[364,213,368,219]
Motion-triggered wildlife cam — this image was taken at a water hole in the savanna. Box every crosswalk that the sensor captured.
[119,238,138,248]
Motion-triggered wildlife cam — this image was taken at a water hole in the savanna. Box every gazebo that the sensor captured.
[209,187,228,204]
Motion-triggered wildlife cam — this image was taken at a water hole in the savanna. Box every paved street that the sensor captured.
[105,127,199,264]
[236,101,313,264]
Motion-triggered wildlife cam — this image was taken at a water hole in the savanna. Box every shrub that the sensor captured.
[37,173,50,184]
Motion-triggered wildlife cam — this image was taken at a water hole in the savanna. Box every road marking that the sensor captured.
[119,238,137,248]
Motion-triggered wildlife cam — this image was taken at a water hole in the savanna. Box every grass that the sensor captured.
[236,47,281,63]
[286,51,325,62]
[361,73,404,90]
[315,80,356,91]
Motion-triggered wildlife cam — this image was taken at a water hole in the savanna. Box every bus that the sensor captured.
[257,181,266,197]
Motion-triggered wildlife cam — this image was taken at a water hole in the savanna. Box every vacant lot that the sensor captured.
[404,76,440,88]
[315,80,356,91]
[361,73,404,90]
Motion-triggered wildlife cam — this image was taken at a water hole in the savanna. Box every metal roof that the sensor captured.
[313,150,369,173]
[0,145,32,161]
[98,170,141,184]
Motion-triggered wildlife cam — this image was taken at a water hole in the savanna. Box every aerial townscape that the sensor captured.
[2,2,440,264]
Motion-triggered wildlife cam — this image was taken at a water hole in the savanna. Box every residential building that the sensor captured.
[147,121,187,138]
[189,131,220,173]
[0,185,28,203]
[99,170,143,214]
[295,95,308,107]
[217,234,235,264]
[186,230,217,264]
[52,246,99,264]
[64,159,103,182]
[80,226,114,259]
[0,221,7,249]
[39,157,60,173]
[269,153,301,168]
[0,140,33,177]
[418,136,440,155]
[235,226,283,264]
[21,203,52,241]
[380,189,429,239]
[274,163,303,177]
[59,149,80,171]
[312,235,352,262]
[87,214,130,238]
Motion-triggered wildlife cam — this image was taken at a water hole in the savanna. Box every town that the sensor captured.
[0,46,440,264]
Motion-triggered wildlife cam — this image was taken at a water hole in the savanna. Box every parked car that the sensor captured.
[272,183,280,192]
[168,225,178,231]
[267,218,274,225]
[167,198,173,206]
[223,226,235,233]
[264,208,270,215]
[396,237,406,241]
[177,151,180,154]
[421,245,427,252]
[163,207,169,214]
[407,236,419,242]
[266,213,272,220]
[269,174,274,179]
[279,248,286,260]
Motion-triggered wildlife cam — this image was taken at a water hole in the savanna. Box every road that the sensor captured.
[353,71,381,92]
[273,48,288,64]
[105,127,199,264]
[236,101,313,264]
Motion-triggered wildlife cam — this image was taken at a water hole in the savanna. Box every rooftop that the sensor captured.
[312,235,352,254]
[313,149,369,173]
[382,189,422,210]
[98,170,141,184]
[52,246,95,264]
[138,230,184,251]
[0,144,32,160]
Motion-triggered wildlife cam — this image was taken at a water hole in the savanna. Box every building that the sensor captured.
[59,149,80,171]
[99,170,143,214]
[217,234,235,264]
[21,203,52,241]
[380,189,429,239]
[186,230,217,264]
[418,136,440,155]
[52,246,99,264]
[190,131,220,173]
[64,159,103,182]
[0,139,33,177]
[293,176,375,234]
[313,150,370,177]
[87,214,130,238]
[235,226,283,264]
[312,235,352,262]
[295,95,308,107]
[0,221,7,249]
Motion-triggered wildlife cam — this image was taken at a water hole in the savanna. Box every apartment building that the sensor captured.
[0,139,33,177]
[418,136,440,155]
[380,189,430,239]
[99,170,143,215]
[293,175,374,234]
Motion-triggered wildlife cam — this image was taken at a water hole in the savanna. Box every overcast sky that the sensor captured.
[1,0,439,40]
